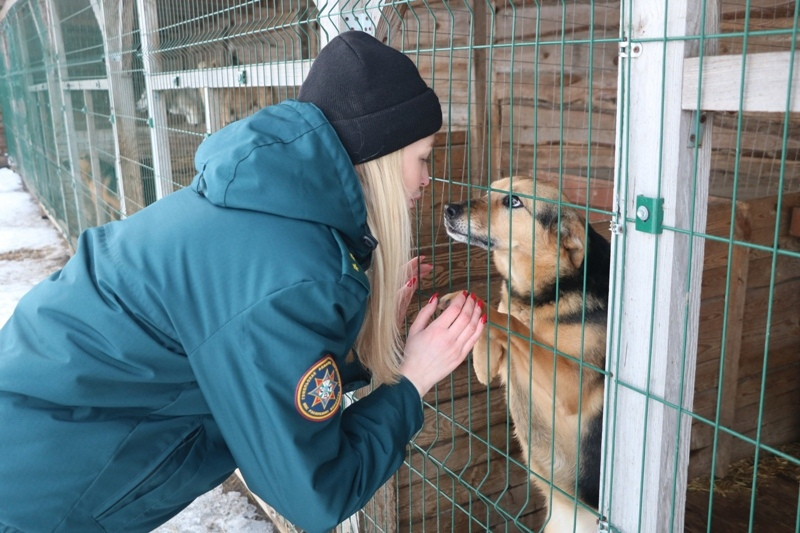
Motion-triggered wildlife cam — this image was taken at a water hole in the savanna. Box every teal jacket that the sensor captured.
[0,100,423,533]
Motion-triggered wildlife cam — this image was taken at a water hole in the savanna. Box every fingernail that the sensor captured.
[462,290,468,297]
[428,293,438,304]
[470,292,477,301]
[478,298,485,310]
[406,277,416,287]
[480,314,487,324]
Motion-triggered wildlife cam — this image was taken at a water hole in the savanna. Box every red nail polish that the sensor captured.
[406,277,416,287]
[462,290,468,297]
[428,293,439,304]
[480,314,487,324]
[470,292,477,301]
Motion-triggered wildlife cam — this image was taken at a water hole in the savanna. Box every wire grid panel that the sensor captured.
[368,1,622,531]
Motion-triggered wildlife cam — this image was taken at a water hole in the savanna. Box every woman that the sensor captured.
[0,31,484,533]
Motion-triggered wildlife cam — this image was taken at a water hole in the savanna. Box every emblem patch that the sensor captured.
[295,355,342,422]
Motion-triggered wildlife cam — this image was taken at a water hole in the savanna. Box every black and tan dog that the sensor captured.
[441,177,610,532]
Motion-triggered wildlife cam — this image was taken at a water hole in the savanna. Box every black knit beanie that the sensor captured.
[297,31,442,165]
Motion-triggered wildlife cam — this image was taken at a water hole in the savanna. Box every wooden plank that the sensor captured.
[393,6,473,49]
[791,207,800,237]
[147,62,312,91]
[720,0,797,15]
[711,207,751,478]
[492,36,620,113]
[692,352,800,423]
[683,52,800,113]
[416,53,472,129]
[702,252,800,298]
[601,0,717,530]
[494,2,620,43]
[711,113,800,155]
[689,384,800,479]
[695,276,800,379]
[498,142,617,179]
[402,421,523,493]
[499,104,617,147]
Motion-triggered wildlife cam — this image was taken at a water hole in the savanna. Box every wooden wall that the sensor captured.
[691,191,800,479]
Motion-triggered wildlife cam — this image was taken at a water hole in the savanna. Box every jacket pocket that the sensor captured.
[93,424,207,532]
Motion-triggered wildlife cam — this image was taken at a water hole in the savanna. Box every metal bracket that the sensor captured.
[597,517,622,533]
[343,13,375,34]
[687,111,707,148]
[619,37,642,59]
[635,195,664,234]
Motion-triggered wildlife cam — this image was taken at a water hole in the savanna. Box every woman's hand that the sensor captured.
[400,291,485,398]
[396,256,434,327]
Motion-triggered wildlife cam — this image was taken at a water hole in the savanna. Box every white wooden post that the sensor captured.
[85,2,127,218]
[600,1,718,531]
[97,0,142,213]
[42,0,86,229]
[135,0,173,201]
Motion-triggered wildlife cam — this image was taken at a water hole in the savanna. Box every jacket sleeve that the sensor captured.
[187,280,423,533]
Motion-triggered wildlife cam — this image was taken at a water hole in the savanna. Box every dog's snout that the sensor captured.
[444,203,463,219]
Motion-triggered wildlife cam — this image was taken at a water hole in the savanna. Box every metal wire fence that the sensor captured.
[1,0,798,531]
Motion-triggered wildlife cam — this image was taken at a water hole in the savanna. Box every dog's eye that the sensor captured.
[503,195,524,209]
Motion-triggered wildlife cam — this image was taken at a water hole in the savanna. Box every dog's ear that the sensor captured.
[559,214,586,269]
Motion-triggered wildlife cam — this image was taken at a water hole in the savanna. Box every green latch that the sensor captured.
[635,195,664,234]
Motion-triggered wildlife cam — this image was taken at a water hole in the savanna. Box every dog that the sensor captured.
[136,89,204,126]
[441,176,610,532]
[77,154,120,225]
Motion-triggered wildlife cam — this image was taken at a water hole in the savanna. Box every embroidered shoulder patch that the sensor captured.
[295,355,342,422]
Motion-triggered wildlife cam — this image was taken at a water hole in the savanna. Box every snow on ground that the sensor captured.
[0,168,71,325]
[0,167,274,532]
[154,485,273,533]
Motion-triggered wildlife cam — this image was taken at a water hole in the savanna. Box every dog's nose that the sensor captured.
[444,203,463,219]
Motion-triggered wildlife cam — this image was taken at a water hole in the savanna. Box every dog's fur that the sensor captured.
[442,177,610,532]
[77,154,120,225]
[136,89,204,126]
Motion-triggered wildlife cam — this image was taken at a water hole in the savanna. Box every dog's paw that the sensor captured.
[437,290,466,312]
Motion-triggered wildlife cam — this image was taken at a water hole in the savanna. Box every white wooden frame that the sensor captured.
[603,0,800,530]
[89,0,130,217]
[600,1,717,531]
[683,51,800,113]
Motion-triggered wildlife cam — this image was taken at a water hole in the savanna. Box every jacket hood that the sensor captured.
[191,100,376,265]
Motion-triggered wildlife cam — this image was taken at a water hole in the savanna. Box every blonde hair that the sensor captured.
[353,149,412,385]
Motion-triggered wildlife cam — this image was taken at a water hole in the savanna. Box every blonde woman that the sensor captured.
[0,31,485,533]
